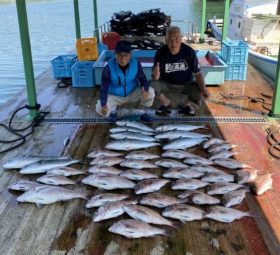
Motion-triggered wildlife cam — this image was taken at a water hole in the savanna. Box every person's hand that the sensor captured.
[101,105,108,116]
[152,62,160,80]
[202,88,210,99]
[142,87,149,100]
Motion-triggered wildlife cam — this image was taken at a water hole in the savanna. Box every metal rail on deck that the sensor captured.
[43,116,267,124]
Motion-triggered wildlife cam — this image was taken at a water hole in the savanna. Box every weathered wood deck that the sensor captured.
[0,59,279,255]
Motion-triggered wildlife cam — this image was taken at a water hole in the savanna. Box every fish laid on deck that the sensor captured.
[120,169,158,181]
[109,219,168,239]
[116,120,155,132]
[155,130,211,140]
[46,166,86,176]
[120,159,157,169]
[154,158,188,168]
[135,178,170,194]
[172,178,210,190]
[163,137,208,150]
[125,151,160,160]
[235,169,258,184]
[178,190,221,205]
[110,131,157,142]
[93,199,138,222]
[105,139,160,151]
[207,182,246,195]
[87,149,123,158]
[140,193,187,208]
[109,126,155,136]
[17,186,88,206]
[8,180,44,191]
[36,174,76,186]
[19,158,80,174]
[155,123,207,132]
[201,172,235,183]
[85,193,129,208]
[162,204,206,222]
[89,156,123,166]
[162,167,204,179]
[222,189,247,207]
[82,174,136,190]
[124,204,178,227]
[88,165,123,175]
[206,206,253,223]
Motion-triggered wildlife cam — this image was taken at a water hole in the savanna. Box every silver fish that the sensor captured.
[161,150,197,159]
[154,159,187,168]
[87,149,123,158]
[202,138,229,149]
[207,182,245,195]
[208,143,238,155]
[213,158,251,169]
[124,204,177,227]
[206,206,252,223]
[208,151,238,161]
[105,139,160,151]
[235,169,258,184]
[37,174,76,186]
[155,124,206,132]
[120,159,157,169]
[189,165,224,174]
[110,131,156,142]
[140,193,187,208]
[251,174,273,195]
[155,130,211,140]
[162,167,204,179]
[19,158,80,174]
[162,204,206,222]
[82,174,135,190]
[8,180,44,191]
[125,151,160,160]
[135,178,169,194]
[163,138,207,150]
[85,193,129,208]
[120,169,158,181]
[183,156,213,166]
[88,165,122,175]
[116,121,154,132]
[3,155,68,169]
[201,172,235,183]
[172,178,209,190]
[17,186,88,205]
[109,127,155,136]
[178,190,220,205]
[222,189,247,207]
[89,157,123,166]
[47,167,86,176]
[109,219,168,239]
[93,199,137,222]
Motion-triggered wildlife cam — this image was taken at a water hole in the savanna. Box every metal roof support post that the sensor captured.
[199,0,207,43]
[93,0,99,41]
[16,0,38,118]
[268,43,280,118]
[222,0,230,41]
[73,0,81,39]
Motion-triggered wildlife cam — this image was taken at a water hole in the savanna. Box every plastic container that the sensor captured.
[225,63,247,81]
[221,40,249,64]
[196,50,227,85]
[71,61,95,87]
[76,37,98,61]
[102,32,121,50]
[51,55,77,78]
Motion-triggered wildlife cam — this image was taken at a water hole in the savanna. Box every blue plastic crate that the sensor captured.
[225,63,247,81]
[221,40,248,64]
[71,61,95,87]
[51,55,77,78]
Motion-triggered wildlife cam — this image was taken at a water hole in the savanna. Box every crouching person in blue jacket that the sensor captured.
[96,40,155,117]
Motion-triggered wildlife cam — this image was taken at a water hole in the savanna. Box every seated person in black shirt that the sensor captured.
[151,26,209,115]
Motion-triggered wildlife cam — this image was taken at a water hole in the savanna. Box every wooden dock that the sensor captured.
[0,59,279,254]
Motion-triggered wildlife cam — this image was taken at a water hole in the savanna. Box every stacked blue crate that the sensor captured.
[71,43,108,88]
[220,40,249,81]
[51,55,77,79]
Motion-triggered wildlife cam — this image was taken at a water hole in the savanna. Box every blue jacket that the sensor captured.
[107,57,138,97]
[100,57,149,106]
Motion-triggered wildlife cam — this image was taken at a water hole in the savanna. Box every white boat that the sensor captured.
[207,0,279,81]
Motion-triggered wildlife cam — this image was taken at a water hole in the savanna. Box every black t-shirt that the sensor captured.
[153,43,201,84]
